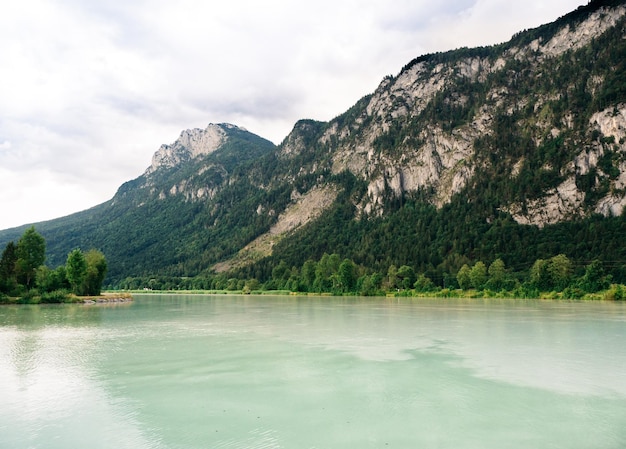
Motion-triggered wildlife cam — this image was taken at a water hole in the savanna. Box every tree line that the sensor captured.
[116,252,624,301]
[0,227,107,303]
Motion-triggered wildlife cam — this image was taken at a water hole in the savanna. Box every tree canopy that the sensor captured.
[0,228,108,303]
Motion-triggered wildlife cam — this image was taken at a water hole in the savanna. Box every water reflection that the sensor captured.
[0,303,111,328]
[0,305,162,449]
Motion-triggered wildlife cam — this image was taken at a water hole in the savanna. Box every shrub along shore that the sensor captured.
[124,286,623,302]
[1,227,108,304]
[115,252,625,301]
[0,292,133,305]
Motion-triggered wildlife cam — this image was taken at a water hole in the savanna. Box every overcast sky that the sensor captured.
[0,0,584,230]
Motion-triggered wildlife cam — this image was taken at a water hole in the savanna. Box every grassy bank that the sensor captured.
[0,291,133,305]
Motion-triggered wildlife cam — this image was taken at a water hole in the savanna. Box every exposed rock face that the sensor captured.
[591,105,626,217]
[502,104,626,226]
[591,105,626,143]
[323,65,498,216]
[528,5,626,58]
[505,177,586,227]
[280,2,626,225]
[145,124,233,174]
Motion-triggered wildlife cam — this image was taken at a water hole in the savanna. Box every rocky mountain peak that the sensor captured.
[145,123,243,175]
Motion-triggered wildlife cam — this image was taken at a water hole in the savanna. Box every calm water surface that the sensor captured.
[1,295,625,448]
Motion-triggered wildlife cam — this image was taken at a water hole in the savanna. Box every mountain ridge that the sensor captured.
[300,0,626,224]
[2,0,626,286]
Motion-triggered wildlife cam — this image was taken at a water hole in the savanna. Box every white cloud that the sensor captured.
[0,0,584,230]
[0,167,104,226]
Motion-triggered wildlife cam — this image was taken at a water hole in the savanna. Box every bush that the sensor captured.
[604,284,625,301]
[17,289,41,304]
[541,291,559,300]
[513,284,539,299]
[40,289,70,304]
[562,287,585,299]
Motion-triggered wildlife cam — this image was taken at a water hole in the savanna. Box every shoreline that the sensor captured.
[82,293,134,305]
[0,292,134,306]
[124,289,625,302]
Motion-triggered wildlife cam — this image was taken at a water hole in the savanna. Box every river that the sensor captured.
[1,295,625,448]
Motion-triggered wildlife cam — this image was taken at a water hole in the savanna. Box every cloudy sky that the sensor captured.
[0,0,584,230]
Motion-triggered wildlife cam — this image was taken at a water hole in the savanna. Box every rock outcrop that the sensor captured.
[145,123,239,174]
[276,1,626,225]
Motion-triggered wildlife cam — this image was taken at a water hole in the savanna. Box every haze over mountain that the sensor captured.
[1,0,625,287]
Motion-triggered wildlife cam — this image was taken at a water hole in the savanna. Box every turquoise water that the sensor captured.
[1,295,625,448]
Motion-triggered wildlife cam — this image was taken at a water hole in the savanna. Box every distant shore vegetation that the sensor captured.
[116,252,625,301]
[3,229,623,303]
[0,227,108,304]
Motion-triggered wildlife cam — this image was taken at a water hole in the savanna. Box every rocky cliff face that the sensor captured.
[505,105,626,226]
[145,123,240,174]
[278,1,626,226]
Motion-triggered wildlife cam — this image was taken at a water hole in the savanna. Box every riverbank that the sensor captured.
[121,286,625,301]
[81,293,134,305]
[0,291,133,305]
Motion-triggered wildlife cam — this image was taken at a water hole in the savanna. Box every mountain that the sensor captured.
[2,0,626,286]
[321,0,626,224]
[0,124,278,282]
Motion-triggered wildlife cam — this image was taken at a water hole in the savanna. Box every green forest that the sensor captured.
[116,249,624,301]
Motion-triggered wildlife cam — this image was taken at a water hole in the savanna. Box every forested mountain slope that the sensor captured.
[0,124,279,282]
[1,0,626,287]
